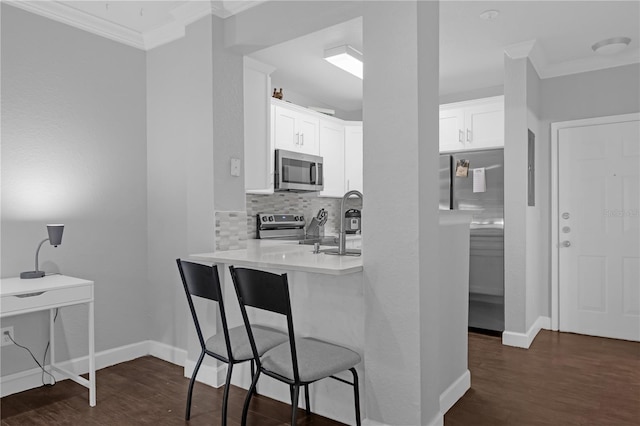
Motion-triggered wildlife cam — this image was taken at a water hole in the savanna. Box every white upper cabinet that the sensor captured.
[319,119,345,197]
[439,107,465,152]
[273,100,320,156]
[439,96,504,152]
[344,124,363,193]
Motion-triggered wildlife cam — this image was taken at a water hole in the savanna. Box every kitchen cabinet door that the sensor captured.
[464,100,504,150]
[319,119,345,197]
[439,96,504,152]
[274,106,299,151]
[297,114,320,155]
[439,108,465,152]
[344,124,363,193]
[273,104,320,156]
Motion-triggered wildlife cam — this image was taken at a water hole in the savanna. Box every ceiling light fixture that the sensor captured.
[324,45,363,79]
[479,9,500,20]
[592,37,631,55]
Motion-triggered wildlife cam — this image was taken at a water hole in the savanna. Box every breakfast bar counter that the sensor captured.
[188,239,365,424]
[190,239,363,275]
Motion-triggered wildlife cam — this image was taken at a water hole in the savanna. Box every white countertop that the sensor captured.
[190,239,363,276]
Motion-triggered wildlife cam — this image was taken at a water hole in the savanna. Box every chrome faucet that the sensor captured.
[338,190,363,255]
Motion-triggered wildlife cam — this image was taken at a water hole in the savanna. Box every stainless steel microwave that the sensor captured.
[274,149,324,192]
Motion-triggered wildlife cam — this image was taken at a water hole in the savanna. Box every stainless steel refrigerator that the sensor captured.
[440,148,504,333]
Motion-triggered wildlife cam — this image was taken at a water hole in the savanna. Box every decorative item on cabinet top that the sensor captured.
[272,88,283,99]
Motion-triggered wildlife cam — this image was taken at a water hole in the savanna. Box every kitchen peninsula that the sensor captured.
[190,240,365,423]
[191,239,362,275]
[188,211,471,424]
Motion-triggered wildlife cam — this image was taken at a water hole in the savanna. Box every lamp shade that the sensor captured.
[47,224,64,246]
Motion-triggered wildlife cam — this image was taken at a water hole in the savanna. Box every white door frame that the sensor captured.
[550,112,640,331]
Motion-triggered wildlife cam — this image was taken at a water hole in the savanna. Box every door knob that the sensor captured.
[562,212,570,219]
[562,226,571,233]
[561,240,571,247]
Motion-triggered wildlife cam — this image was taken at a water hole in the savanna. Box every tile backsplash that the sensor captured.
[215,211,248,250]
[246,193,362,239]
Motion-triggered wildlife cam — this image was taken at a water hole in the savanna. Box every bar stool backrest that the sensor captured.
[176,260,233,362]
[229,266,300,383]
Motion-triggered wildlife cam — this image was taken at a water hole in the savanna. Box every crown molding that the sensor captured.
[170,1,212,27]
[504,38,640,80]
[504,39,537,60]
[4,0,263,51]
[143,1,212,50]
[6,0,146,49]
[540,49,640,79]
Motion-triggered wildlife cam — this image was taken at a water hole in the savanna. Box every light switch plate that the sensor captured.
[230,158,241,177]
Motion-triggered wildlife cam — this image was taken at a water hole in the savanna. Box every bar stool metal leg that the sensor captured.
[291,384,300,425]
[221,363,234,426]
[351,368,361,426]
[304,384,311,414]
[242,369,261,425]
[186,350,205,420]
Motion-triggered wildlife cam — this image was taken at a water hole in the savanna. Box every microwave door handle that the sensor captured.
[310,163,316,184]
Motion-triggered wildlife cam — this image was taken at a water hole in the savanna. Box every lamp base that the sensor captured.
[20,271,45,279]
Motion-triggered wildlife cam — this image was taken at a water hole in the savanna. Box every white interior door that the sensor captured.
[558,119,640,341]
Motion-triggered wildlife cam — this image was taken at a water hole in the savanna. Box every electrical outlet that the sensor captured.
[1,326,15,346]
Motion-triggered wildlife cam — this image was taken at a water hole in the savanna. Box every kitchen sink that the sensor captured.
[298,236,339,246]
[320,248,361,256]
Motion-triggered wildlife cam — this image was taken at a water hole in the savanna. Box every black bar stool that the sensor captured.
[229,265,362,426]
[176,259,288,424]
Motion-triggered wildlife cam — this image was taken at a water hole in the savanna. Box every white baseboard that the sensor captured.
[183,357,225,389]
[0,340,187,398]
[502,316,551,349]
[148,340,187,366]
[439,369,470,414]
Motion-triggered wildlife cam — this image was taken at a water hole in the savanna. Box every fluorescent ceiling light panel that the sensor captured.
[324,45,363,79]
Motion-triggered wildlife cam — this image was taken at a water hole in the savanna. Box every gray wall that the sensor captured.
[212,15,246,212]
[1,5,148,373]
[363,2,441,424]
[504,62,640,336]
[526,59,544,329]
[503,55,529,334]
[540,63,640,122]
[538,63,640,317]
[146,17,215,351]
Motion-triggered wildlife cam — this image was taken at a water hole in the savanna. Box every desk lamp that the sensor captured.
[20,224,64,279]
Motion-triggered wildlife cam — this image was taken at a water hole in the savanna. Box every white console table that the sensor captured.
[0,275,96,406]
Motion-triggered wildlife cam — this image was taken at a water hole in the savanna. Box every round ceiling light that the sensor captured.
[479,9,500,20]
[592,37,632,55]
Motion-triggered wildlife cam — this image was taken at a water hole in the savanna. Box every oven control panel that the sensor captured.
[257,213,305,228]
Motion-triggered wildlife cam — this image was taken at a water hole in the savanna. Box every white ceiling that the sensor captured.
[9,0,640,112]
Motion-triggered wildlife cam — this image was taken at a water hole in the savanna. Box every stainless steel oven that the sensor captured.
[274,149,323,192]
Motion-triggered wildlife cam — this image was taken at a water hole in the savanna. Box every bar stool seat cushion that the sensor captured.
[206,325,287,362]
[261,337,361,383]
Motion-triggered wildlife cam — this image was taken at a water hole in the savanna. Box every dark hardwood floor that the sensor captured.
[447,330,640,425]
[1,330,638,425]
